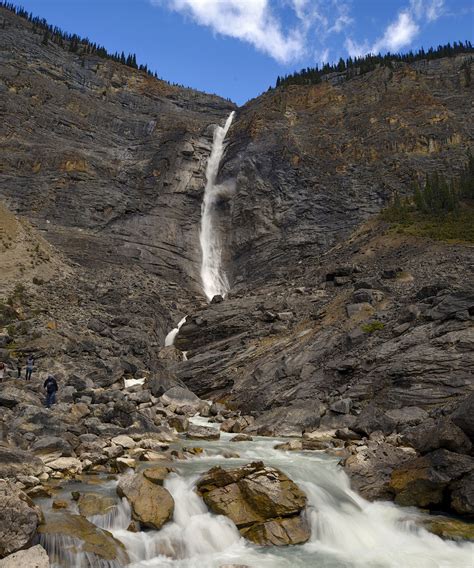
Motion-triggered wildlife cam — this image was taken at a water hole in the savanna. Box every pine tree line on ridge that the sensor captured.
[275,41,473,89]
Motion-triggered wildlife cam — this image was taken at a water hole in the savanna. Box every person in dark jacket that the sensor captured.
[44,375,58,408]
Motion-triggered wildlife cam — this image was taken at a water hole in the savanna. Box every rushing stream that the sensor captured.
[39,416,474,568]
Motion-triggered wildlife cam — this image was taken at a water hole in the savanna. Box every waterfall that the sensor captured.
[200,111,235,301]
[164,316,187,347]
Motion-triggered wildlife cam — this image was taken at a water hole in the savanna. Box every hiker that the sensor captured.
[25,355,34,380]
[44,375,58,408]
[0,361,5,380]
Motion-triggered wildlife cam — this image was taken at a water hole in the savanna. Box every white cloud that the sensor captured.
[344,0,441,59]
[152,0,353,64]
[411,0,445,21]
[372,11,419,52]
[152,0,305,63]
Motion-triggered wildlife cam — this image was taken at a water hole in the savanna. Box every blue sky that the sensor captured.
[14,0,474,104]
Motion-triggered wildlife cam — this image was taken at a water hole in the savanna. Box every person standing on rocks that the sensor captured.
[44,375,58,408]
[25,355,34,380]
[0,361,5,380]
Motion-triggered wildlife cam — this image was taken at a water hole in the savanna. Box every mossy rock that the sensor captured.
[425,517,474,541]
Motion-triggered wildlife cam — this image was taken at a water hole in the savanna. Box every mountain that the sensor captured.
[0,5,473,515]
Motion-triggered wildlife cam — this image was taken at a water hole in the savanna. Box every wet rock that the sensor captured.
[77,493,116,517]
[0,545,50,567]
[186,425,220,440]
[142,466,170,485]
[230,434,253,442]
[424,516,474,540]
[0,480,43,558]
[117,472,174,529]
[38,513,129,564]
[196,461,309,546]
[389,449,474,508]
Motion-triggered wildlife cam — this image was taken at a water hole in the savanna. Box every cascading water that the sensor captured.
[200,112,235,301]
[164,317,187,347]
[40,423,474,568]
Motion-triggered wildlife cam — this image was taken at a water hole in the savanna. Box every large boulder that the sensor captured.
[385,407,429,432]
[116,471,174,529]
[31,436,74,457]
[389,449,474,509]
[344,442,416,501]
[449,472,474,516]
[186,425,220,440]
[0,480,43,558]
[250,401,322,437]
[0,445,45,479]
[403,418,472,455]
[450,393,474,442]
[161,386,204,414]
[196,461,310,546]
[0,545,50,567]
[353,405,396,437]
[38,513,128,565]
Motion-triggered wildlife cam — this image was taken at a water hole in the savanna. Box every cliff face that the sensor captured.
[0,7,473,435]
[0,7,234,301]
[220,56,472,288]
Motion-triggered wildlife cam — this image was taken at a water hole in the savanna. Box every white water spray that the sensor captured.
[200,112,235,301]
[165,317,187,347]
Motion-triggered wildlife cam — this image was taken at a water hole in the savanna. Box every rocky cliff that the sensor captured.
[0,6,473,515]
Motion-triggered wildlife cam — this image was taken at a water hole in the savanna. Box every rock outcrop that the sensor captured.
[0,481,43,558]
[196,461,310,546]
[117,471,174,529]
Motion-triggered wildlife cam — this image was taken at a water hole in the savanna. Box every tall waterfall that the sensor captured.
[200,111,235,301]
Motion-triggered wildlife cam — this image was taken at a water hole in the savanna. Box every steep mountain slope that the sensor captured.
[0,5,472,442]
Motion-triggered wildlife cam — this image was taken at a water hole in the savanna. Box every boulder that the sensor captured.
[424,517,474,540]
[168,415,189,432]
[450,393,474,441]
[403,418,472,455]
[231,434,253,442]
[0,387,41,409]
[240,516,311,546]
[77,493,117,517]
[0,445,45,479]
[449,472,474,516]
[0,480,43,558]
[353,405,396,436]
[196,461,310,546]
[385,407,429,432]
[344,442,416,501]
[31,436,74,457]
[389,449,474,508]
[0,545,50,567]
[329,398,352,415]
[117,472,174,529]
[142,466,170,485]
[38,513,128,564]
[161,387,201,408]
[186,425,220,440]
